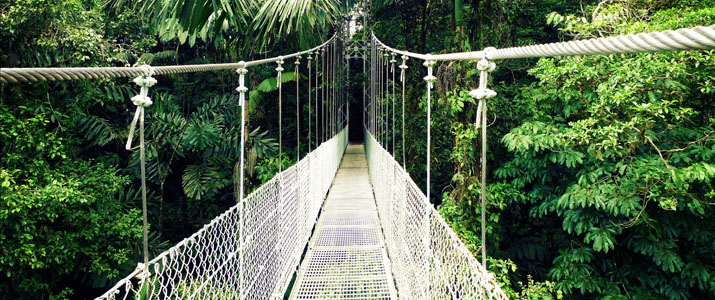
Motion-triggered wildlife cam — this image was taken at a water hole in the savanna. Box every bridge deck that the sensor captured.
[289,144,397,299]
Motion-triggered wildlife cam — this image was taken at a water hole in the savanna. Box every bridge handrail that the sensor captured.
[366,129,508,299]
[0,35,337,83]
[96,128,348,300]
[373,24,715,61]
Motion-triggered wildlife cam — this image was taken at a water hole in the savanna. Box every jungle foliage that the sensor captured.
[1,0,714,299]
[371,0,714,299]
[1,0,341,298]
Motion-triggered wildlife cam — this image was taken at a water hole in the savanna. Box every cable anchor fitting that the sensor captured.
[235,61,248,106]
[276,57,285,88]
[469,48,497,129]
[126,65,156,150]
[423,55,436,89]
[399,55,409,82]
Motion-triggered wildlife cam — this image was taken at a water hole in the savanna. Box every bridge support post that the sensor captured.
[234,61,249,299]
[469,49,497,269]
[126,65,157,296]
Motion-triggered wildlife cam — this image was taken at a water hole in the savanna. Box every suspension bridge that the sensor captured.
[2,4,715,299]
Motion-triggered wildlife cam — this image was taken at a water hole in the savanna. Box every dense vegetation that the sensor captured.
[1,0,713,299]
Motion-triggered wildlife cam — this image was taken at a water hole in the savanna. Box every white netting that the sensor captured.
[365,129,508,300]
[97,128,348,300]
[290,144,397,300]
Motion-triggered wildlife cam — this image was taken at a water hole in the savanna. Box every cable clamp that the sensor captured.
[276,58,284,88]
[236,61,248,106]
[399,55,409,82]
[423,57,436,89]
[126,65,156,150]
[469,88,496,100]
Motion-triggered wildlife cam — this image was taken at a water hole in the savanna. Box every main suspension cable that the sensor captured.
[1,36,337,83]
[371,25,715,62]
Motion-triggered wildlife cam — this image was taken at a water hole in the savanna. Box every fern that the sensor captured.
[136,50,177,65]
[74,113,122,146]
[255,71,304,92]
[182,164,220,200]
[182,118,222,151]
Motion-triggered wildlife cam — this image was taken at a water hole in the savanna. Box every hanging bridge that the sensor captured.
[2,5,715,299]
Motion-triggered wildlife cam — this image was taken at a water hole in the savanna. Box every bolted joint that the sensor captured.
[469,88,497,100]
[476,59,496,72]
[399,56,409,82]
[477,47,497,72]
[276,56,284,68]
[423,74,437,85]
[236,61,248,72]
[138,64,155,77]
[131,95,152,107]
[235,62,248,106]
[275,58,284,88]
[423,57,436,89]
[482,46,497,61]
[131,66,156,109]
[133,75,157,88]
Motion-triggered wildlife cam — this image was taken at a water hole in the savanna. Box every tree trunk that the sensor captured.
[455,0,464,30]
[419,0,430,53]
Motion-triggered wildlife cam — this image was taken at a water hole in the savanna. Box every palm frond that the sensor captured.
[110,0,342,52]
[137,50,177,65]
[75,113,123,146]
[255,71,304,93]
[182,163,220,200]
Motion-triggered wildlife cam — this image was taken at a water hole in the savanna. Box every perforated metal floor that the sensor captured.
[290,144,397,300]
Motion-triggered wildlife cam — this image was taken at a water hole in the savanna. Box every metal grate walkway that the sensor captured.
[290,144,397,299]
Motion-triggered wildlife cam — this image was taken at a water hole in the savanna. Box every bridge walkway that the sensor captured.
[289,144,397,299]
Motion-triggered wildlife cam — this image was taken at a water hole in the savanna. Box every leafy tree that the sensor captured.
[105,0,345,52]
[373,0,715,298]
[0,107,144,299]
[1,0,327,298]
[496,3,715,299]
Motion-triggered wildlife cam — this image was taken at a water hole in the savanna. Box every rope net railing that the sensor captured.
[365,130,507,300]
[97,128,348,300]
[89,23,351,299]
[1,11,351,298]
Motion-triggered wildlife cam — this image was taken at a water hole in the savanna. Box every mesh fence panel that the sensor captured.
[98,128,348,300]
[365,129,508,300]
